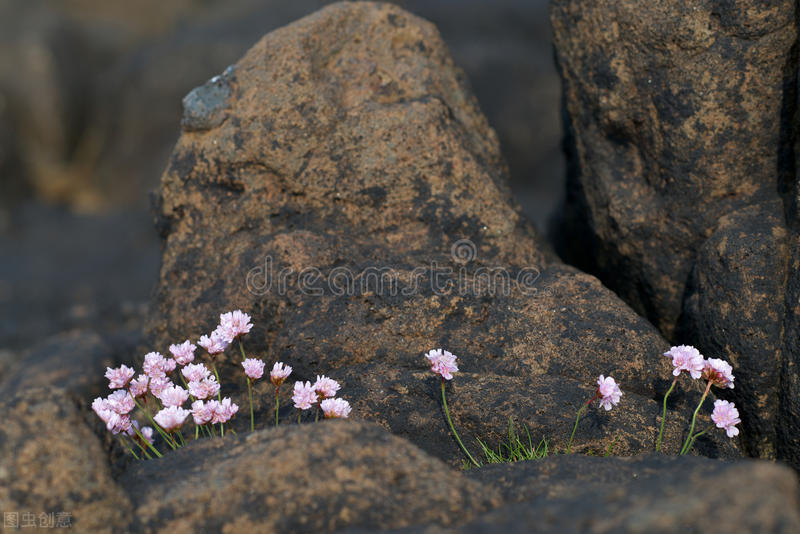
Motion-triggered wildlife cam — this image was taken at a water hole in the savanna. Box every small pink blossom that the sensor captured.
[191,400,215,425]
[425,348,459,380]
[107,390,135,415]
[129,374,149,398]
[169,340,197,366]
[242,358,265,380]
[187,376,220,400]
[182,363,211,383]
[153,406,190,432]
[711,399,741,438]
[158,385,189,407]
[596,375,623,411]
[143,352,175,378]
[702,358,735,389]
[92,398,131,434]
[149,376,173,398]
[198,330,230,355]
[126,421,154,445]
[664,345,704,379]
[140,426,154,444]
[320,398,351,419]
[312,375,340,398]
[218,310,253,341]
[270,362,292,386]
[209,398,238,424]
[105,364,135,389]
[292,381,317,410]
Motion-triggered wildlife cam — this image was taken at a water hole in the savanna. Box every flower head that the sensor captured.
[191,400,215,425]
[158,385,189,407]
[711,399,741,438]
[218,310,253,341]
[209,398,238,424]
[270,362,292,386]
[129,374,149,398]
[425,348,459,380]
[702,358,735,389]
[198,330,230,355]
[92,397,131,434]
[106,390,135,415]
[105,365,135,389]
[596,375,623,411]
[153,406,190,432]
[140,426,154,444]
[242,358,265,380]
[143,352,175,378]
[169,340,197,366]
[187,376,220,400]
[182,363,211,383]
[292,381,317,410]
[312,375,340,398]
[149,376,173,398]
[320,398,351,419]
[664,345,704,379]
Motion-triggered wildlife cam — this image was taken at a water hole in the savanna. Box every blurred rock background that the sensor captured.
[0,0,562,352]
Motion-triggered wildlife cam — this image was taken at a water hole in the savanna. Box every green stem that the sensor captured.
[656,377,678,453]
[275,387,280,427]
[567,393,598,454]
[132,395,176,450]
[132,425,163,458]
[441,379,480,467]
[680,382,712,455]
[248,377,254,432]
[120,436,140,460]
[681,428,709,456]
[238,339,247,361]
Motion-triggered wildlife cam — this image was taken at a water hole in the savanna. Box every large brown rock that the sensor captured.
[0,387,132,533]
[148,1,738,465]
[552,0,799,462]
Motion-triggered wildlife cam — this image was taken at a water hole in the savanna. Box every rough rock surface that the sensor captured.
[0,387,132,533]
[452,455,800,533]
[122,421,499,533]
[148,1,738,465]
[551,0,800,463]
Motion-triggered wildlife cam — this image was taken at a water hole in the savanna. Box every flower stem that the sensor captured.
[247,377,254,432]
[132,395,176,450]
[656,377,678,452]
[132,425,163,458]
[440,378,480,467]
[680,381,712,455]
[567,393,598,454]
[238,339,247,361]
[275,387,280,427]
[120,436,140,460]
[681,427,709,455]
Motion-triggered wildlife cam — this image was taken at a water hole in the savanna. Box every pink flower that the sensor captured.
[105,364,135,389]
[312,375,340,398]
[182,363,211,383]
[292,381,317,410]
[198,330,230,355]
[702,358,735,389]
[209,398,238,424]
[158,385,189,407]
[270,362,292,386]
[129,374,149,398]
[106,390,135,415]
[218,310,253,341]
[711,399,741,437]
[242,358,265,380]
[149,376,173,398]
[153,406,190,432]
[143,352,175,378]
[664,345,704,379]
[169,340,197,366]
[140,426,154,444]
[187,376,220,400]
[191,400,215,425]
[92,398,131,434]
[425,348,459,380]
[125,421,154,445]
[596,375,623,411]
[320,398,351,419]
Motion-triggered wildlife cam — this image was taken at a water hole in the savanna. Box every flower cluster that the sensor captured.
[657,345,739,455]
[92,310,353,460]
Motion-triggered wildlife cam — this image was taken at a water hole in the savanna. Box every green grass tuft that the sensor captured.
[465,417,549,469]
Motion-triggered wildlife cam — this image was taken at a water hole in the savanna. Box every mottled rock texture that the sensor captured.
[148,1,737,465]
[552,0,800,463]
[122,421,499,533]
